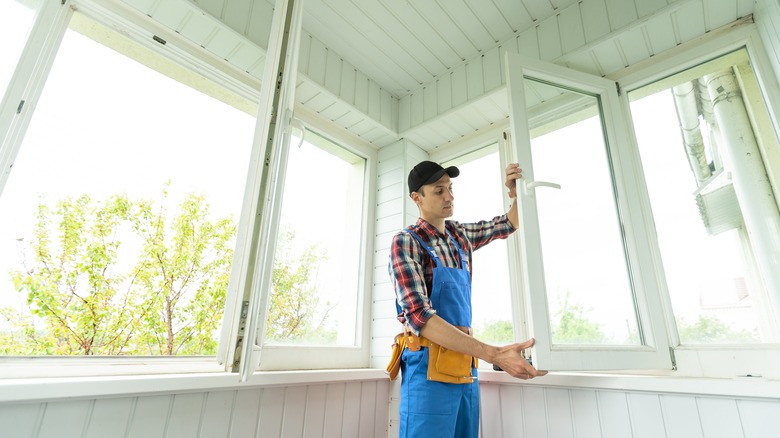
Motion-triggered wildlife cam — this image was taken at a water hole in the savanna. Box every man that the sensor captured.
[388,160,547,438]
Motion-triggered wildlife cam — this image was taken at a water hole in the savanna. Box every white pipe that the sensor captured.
[672,82,712,185]
[704,69,780,323]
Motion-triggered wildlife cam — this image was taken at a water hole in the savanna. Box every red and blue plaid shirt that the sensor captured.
[388,215,516,335]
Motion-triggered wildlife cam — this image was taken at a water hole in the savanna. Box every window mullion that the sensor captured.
[0,0,72,196]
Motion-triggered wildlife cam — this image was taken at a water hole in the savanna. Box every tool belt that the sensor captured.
[386,328,477,384]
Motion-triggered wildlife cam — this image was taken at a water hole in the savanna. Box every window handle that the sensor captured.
[523,180,561,196]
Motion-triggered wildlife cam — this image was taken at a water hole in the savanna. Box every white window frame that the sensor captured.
[612,23,780,379]
[0,0,376,378]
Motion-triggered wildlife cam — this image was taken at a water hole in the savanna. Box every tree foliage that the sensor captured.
[677,315,758,344]
[1,189,333,355]
[551,293,607,344]
[2,189,234,355]
[265,227,335,344]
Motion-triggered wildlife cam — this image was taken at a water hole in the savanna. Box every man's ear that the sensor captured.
[410,191,421,205]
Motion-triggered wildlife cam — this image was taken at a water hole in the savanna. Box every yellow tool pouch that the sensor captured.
[386,333,406,381]
[426,342,475,384]
[400,330,475,384]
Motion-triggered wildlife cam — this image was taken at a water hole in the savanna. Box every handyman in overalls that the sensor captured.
[388,160,547,438]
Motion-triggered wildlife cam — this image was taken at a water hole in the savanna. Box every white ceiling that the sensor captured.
[118,0,755,150]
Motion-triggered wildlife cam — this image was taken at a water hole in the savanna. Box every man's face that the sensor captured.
[413,174,454,221]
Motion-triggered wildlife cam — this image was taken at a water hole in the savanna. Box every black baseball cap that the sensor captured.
[408,161,460,194]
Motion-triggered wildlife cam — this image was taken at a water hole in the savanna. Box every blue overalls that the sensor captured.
[399,228,479,438]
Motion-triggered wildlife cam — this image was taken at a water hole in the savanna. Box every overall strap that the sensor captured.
[405,228,441,267]
[445,229,469,271]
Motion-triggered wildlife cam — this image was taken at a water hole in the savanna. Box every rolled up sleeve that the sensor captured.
[388,232,436,335]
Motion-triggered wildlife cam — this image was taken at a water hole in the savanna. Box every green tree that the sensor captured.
[3,189,235,355]
[677,315,758,344]
[2,190,334,355]
[475,319,513,344]
[551,293,607,344]
[265,227,335,343]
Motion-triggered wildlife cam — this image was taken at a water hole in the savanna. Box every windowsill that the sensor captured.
[0,368,388,404]
[479,370,780,399]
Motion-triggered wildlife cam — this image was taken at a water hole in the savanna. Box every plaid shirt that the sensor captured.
[388,215,516,335]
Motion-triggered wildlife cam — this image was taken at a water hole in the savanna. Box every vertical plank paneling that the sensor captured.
[127,395,171,438]
[257,387,285,437]
[199,390,235,438]
[302,384,327,438]
[483,47,502,92]
[661,394,704,438]
[626,393,666,438]
[481,383,504,437]
[85,398,133,438]
[246,0,272,48]
[423,84,438,122]
[580,0,611,43]
[341,381,363,437]
[354,70,370,115]
[450,67,469,108]
[643,14,679,55]
[536,18,563,61]
[466,59,485,101]
[358,381,378,438]
[516,28,540,59]
[500,385,528,438]
[570,389,601,438]
[737,399,780,438]
[409,91,424,127]
[673,1,706,43]
[324,50,342,96]
[323,383,346,438]
[616,28,651,66]
[697,397,744,438]
[307,37,327,87]
[37,400,90,438]
[558,5,586,53]
[166,392,204,437]
[229,388,262,437]
[635,0,670,18]
[437,75,453,114]
[0,403,43,438]
[546,388,574,438]
[221,0,251,35]
[521,386,548,437]
[598,391,632,438]
[368,78,382,122]
[281,386,307,437]
[373,380,391,438]
[604,0,638,29]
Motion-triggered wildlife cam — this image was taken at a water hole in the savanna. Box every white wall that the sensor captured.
[0,378,391,438]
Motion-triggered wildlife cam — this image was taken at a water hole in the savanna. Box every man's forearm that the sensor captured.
[507,195,519,229]
[419,314,499,363]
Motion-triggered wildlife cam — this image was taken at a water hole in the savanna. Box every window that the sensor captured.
[0,12,255,357]
[629,49,780,345]
[504,52,673,371]
[264,129,366,347]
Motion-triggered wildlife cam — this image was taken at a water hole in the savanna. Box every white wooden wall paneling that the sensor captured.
[537,18,564,61]
[200,390,234,438]
[128,395,171,437]
[230,388,262,437]
[627,393,666,438]
[599,391,633,437]
[698,397,745,438]
[570,388,601,437]
[661,394,705,437]
[738,398,780,437]
[546,387,575,438]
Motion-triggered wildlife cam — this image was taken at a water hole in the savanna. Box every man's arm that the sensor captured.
[420,314,547,380]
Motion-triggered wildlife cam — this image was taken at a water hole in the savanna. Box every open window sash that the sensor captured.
[504,52,672,371]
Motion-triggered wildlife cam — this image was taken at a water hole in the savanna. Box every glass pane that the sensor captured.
[265,130,365,346]
[0,16,255,355]
[526,79,640,346]
[0,0,42,102]
[445,146,514,348]
[629,51,780,344]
